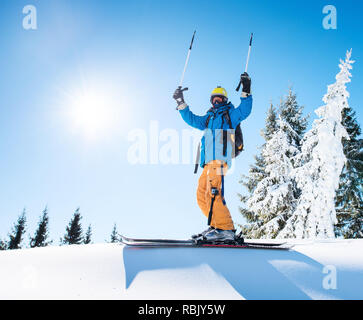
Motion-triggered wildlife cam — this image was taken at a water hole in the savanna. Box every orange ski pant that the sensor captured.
[196,160,234,230]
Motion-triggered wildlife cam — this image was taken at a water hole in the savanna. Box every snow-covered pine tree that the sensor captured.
[246,117,299,238]
[238,104,277,237]
[30,207,52,248]
[335,106,363,238]
[84,225,92,244]
[8,209,27,250]
[280,50,354,239]
[110,223,119,243]
[239,89,308,238]
[277,89,309,203]
[238,153,266,226]
[61,208,84,245]
[278,88,309,154]
[262,103,279,141]
[0,239,7,250]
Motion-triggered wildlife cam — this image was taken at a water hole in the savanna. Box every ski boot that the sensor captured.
[191,227,214,240]
[199,228,236,244]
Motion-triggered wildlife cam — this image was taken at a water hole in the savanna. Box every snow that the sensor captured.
[0,244,124,299]
[1,240,362,300]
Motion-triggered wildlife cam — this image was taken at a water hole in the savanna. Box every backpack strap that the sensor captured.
[223,109,233,129]
[222,109,233,157]
[222,115,228,157]
[205,114,212,128]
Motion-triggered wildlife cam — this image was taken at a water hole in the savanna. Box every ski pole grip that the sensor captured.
[175,86,189,110]
[236,80,242,92]
[178,86,189,92]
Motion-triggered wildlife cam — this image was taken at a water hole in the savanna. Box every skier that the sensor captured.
[173,73,253,242]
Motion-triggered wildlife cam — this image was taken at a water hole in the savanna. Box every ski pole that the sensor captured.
[236,33,253,92]
[177,30,196,94]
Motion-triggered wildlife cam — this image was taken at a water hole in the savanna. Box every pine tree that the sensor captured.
[61,208,84,245]
[278,88,309,152]
[245,118,300,238]
[239,103,276,204]
[335,107,363,238]
[0,239,7,250]
[262,103,279,141]
[110,224,119,243]
[238,104,278,237]
[239,90,308,238]
[238,153,266,228]
[30,207,52,248]
[278,88,309,181]
[280,50,354,239]
[8,209,27,250]
[84,225,92,244]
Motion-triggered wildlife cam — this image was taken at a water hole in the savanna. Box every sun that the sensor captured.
[65,88,120,141]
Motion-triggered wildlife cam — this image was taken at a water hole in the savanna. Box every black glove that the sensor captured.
[240,72,251,94]
[173,86,188,107]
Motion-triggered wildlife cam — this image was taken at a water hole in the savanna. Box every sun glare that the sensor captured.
[66,89,120,141]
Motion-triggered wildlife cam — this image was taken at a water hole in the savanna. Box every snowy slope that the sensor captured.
[0,240,362,300]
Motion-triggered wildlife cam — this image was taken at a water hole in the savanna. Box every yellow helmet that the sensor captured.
[211,86,228,105]
[211,86,228,98]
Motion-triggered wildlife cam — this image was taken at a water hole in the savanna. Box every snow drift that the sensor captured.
[0,240,362,300]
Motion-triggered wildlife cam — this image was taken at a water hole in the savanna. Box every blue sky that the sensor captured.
[0,0,362,243]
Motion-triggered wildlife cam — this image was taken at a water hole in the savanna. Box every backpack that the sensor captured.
[194,109,244,174]
[221,110,244,159]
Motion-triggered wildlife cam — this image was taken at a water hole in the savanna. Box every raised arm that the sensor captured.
[229,95,253,127]
[173,87,207,130]
[230,72,253,127]
[179,106,208,130]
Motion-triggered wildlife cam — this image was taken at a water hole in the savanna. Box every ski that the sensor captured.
[120,235,292,250]
[121,235,193,244]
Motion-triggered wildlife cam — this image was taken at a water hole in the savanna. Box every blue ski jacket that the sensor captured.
[179,95,253,168]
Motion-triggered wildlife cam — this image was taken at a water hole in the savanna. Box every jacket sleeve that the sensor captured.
[229,95,253,128]
[179,106,208,130]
